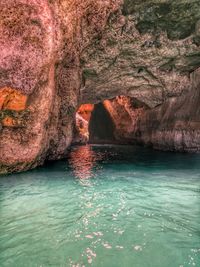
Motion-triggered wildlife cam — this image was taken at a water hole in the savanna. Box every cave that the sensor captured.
[1,0,200,175]
[89,103,116,144]
[1,1,200,266]
[74,102,116,144]
[74,96,148,145]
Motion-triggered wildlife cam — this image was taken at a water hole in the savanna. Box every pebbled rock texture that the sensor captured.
[0,0,200,173]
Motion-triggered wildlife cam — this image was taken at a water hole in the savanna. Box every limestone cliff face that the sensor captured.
[0,0,200,173]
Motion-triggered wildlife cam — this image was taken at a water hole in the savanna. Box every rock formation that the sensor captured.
[135,68,200,152]
[74,104,94,144]
[0,0,200,173]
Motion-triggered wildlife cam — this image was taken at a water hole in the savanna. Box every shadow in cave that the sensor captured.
[74,102,116,144]
[88,103,116,144]
[74,96,148,145]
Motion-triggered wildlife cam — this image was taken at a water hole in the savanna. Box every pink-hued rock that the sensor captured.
[103,96,147,143]
[0,0,121,173]
[0,0,200,173]
[0,0,57,173]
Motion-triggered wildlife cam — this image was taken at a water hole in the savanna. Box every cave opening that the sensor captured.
[74,102,116,144]
[74,96,148,145]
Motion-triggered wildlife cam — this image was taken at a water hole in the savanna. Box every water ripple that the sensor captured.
[0,145,200,267]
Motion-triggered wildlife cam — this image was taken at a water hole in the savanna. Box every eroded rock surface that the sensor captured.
[135,68,200,152]
[0,0,200,173]
[81,1,200,108]
[103,96,147,142]
[74,104,94,144]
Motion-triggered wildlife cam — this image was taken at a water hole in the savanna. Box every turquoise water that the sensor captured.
[0,145,200,267]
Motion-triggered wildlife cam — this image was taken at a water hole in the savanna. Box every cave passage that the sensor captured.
[89,103,116,143]
[75,95,147,145]
[75,102,116,144]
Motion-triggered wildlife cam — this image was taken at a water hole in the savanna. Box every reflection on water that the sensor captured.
[0,145,200,267]
[68,145,99,180]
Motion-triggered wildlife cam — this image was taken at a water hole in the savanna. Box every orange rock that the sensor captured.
[2,116,18,127]
[77,104,94,121]
[0,87,27,111]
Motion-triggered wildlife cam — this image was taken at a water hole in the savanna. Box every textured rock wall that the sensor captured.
[74,104,94,144]
[0,0,121,173]
[0,0,200,173]
[81,1,200,108]
[80,0,200,151]
[135,68,200,152]
[103,96,147,142]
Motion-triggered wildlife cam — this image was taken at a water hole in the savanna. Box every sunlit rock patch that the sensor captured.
[103,96,148,142]
[0,87,28,127]
[0,87,27,111]
[74,104,94,144]
[2,115,23,127]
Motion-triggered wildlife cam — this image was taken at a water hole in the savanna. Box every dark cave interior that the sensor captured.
[74,96,148,145]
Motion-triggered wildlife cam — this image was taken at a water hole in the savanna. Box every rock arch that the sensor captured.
[0,0,200,173]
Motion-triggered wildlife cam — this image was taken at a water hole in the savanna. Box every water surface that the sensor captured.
[0,145,200,267]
